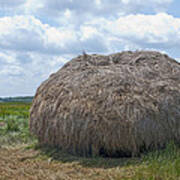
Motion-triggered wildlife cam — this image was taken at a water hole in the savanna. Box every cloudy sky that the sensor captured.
[0,0,180,97]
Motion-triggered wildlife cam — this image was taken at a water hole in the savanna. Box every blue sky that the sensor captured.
[0,0,180,97]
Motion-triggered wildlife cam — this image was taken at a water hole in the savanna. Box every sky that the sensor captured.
[0,0,180,97]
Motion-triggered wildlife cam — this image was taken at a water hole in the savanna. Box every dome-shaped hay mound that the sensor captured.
[30,51,180,157]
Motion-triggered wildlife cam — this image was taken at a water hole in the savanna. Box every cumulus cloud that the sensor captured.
[17,0,173,26]
[0,0,173,15]
[0,14,109,96]
[0,0,180,96]
[0,15,107,55]
[2,13,179,58]
[34,0,173,16]
[0,49,71,96]
[89,13,180,54]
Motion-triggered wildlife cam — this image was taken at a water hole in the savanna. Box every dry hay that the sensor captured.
[30,51,180,157]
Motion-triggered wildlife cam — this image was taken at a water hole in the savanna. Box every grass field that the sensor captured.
[0,102,34,145]
[0,102,180,180]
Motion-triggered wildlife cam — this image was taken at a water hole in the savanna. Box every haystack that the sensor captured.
[30,51,180,157]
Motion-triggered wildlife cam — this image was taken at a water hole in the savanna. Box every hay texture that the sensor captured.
[30,51,180,157]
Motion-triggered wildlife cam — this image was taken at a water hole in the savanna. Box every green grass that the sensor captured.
[0,102,35,145]
[128,142,180,180]
[0,102,179,180]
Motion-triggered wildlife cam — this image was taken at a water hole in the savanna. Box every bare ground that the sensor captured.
[0,144,139,180]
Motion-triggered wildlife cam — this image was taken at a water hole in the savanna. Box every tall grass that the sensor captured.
[133,142,180,180]
[0,102,35,145]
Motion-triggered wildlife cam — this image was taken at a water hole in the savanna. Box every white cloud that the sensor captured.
[0,0,180,96]
[23,0,44,14]
[45,27,77,48]
[0,12,179,60]
[95,0,102,6]
[80,26,99,40]
[0,50,71,96]
[0,15,108,56]
[93,13,180,52]
[0,16,77,55]
[17,0,173,26]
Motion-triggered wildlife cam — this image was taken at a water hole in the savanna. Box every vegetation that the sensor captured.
[0,102,35,145]
[0,102,179,179]
[0,96,33,103]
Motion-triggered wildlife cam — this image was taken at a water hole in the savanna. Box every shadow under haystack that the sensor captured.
[30,51,180,157]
